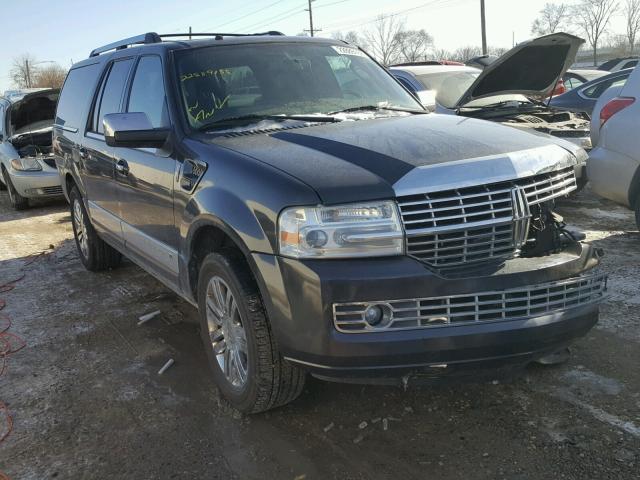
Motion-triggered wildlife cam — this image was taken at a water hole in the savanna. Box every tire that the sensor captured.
[197,252,306,413]
[69,187,121,271]
[2,168,29,210]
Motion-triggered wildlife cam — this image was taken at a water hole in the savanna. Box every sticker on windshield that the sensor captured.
[331,45,367,58]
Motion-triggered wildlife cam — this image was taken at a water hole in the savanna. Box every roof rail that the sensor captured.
[159,31,285,40]
[89,32,162,57]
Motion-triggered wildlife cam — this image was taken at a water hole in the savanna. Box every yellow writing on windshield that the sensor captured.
[188,96,230,122]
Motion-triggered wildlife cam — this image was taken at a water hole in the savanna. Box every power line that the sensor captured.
[212,0,288,30]
[323,0,455,32]
[236,4,307,32]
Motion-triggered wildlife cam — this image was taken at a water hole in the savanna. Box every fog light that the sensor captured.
[364,305,383,325]
[364,304,392,327]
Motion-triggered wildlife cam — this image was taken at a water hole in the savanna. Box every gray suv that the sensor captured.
[55,32,606,413]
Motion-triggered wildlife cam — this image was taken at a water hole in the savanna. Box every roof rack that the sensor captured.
[90,32,162,57]
[89,31,285,57]
[159,31,285,39]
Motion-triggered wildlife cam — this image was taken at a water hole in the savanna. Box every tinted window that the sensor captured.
[95,59,133,134]
[622,60,638,69]
[127,56,169,128]
[55,63,101,130]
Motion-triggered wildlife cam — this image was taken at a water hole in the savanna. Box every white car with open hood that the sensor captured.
[432,33,591,188]
[0,88,62,209]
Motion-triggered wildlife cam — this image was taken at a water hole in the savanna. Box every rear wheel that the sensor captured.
[197,252,306,413]
[69,187,121,271]
[2,168,29,210]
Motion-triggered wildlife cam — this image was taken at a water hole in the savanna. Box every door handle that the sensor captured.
[115,159,129,176]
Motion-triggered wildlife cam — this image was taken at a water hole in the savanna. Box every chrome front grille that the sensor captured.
[397,167,577,268]
[333,273,606,333]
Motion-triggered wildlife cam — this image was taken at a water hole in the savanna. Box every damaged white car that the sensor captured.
[393,33,590,188]
[0,89,62,210]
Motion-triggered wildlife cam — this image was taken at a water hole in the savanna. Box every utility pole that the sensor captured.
[189,26,192,39]
[480,0,487,55]
[25,58,31,88]
[306,0,315,37]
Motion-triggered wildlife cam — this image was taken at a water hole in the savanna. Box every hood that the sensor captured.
[7,88,59,138]
[209,114,578,204]
[454,33,584,108]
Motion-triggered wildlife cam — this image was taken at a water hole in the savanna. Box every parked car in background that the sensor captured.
[55,32,605,413]
[562,69,608,90]
[598,56,639,72]
[389,64,479,111]
[0,89,63,210]
[550,69,632,116]
[395,34,591,188]
[588,65,640,228]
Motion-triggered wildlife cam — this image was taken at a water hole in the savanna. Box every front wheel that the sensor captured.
[2,168,29,210]
[197,252,306,413]
[69,187,121,271]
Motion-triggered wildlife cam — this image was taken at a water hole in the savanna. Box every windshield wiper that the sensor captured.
[329,105,427,115]
[198,114,339,131]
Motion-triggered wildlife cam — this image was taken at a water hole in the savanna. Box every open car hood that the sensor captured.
[454,33,584,108]
[7,88,59,138]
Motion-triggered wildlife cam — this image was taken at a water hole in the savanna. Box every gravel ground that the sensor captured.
[0,187,639,480]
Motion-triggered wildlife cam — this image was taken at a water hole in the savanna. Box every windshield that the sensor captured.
[415,71,480,109]
[175,42,422,129]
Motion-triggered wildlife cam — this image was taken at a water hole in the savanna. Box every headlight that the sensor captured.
[278,201,404,258]
[11,158,42,171]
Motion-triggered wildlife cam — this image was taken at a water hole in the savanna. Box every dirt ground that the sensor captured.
[0,187,639,480]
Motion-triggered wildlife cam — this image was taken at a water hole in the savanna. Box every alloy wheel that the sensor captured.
[205,276,249,388]
[73,199,89,258]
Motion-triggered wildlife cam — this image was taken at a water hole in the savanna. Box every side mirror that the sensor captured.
[103,112,170,149]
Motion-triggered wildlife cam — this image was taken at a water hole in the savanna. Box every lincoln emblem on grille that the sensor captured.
[511,186,532,249]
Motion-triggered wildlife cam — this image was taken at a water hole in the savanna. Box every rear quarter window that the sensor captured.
[56,63,101,131]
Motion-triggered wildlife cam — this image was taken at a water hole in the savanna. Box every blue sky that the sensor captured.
[0,0,627,92]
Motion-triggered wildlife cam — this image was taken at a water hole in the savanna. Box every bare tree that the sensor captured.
[432,47,452,61]
[488,46,508,57]
[363,15,405,65]
[573,0,619,65]
[10,53,37,88]
[532,2,571,34]
[451,45,483,62]
[33,64,67,89]
[331,30,365,47]
[395,29,434,62]
[624,0,640,53]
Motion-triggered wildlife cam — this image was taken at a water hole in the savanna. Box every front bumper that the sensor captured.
[253,242,603,383]
[8,168,63,198]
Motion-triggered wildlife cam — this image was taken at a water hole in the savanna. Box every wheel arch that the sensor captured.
[184,215,271,309]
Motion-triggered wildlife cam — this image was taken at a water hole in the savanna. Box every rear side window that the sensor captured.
[93,58,134,134]
[622,60,638,70]
[127,56,169,128]
[583,76,629,98]
[56,63,101,131]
